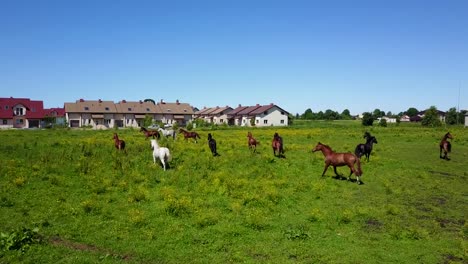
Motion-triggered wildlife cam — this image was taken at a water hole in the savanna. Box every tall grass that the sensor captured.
[0,125,466,263]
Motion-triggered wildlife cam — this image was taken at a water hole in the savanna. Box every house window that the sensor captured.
[281,111,285,115]
[16,119,23,125]
[146,108,150,112]
[105,107,110,111]
[128,108,132,111]
[264,120,268,124]
[84,107,89,111]
[126,119,130,124]
[264,111,268,115]
[105,119,111,125]
[2,119,7,125]
[4,106,8,110]
[14,108,24,116]
[220,119,223,123]
[280,120,285,124]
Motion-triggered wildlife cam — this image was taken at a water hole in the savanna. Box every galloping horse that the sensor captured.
[355,132,378,161]
[439,132,453,160]
[247,132,258,153]
[140,127,160,140]
[158,127,176,140]
[150,139,171,171]
[272,132,284,157]
[179,128,201,143]
[312,142,362,184]
[113,133,126,152]
[208,133,220,156]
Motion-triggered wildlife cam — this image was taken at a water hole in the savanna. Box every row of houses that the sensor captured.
[0,97,290,129]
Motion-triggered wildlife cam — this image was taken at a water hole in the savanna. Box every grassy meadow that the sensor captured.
[0,121,467,263]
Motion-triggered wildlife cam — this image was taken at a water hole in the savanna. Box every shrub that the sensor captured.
[379,118,387,127]
[362,112,374,126]
[0,227,42,252]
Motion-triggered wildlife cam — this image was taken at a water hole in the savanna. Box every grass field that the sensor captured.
[0,122,467,263]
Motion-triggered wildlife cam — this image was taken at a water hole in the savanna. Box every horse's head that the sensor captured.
[208,133,213,140]
[247,132,252,138]
[445,132,453,139]
[363,131,371,139]
[113,133,118,139]
[140,127,145,132]
[372,137,378,144]
[312,142,331,153]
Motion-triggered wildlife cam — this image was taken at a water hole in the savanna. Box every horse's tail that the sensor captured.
[165,149,172,162]
[355,156,362,176]
[354,144,363,158]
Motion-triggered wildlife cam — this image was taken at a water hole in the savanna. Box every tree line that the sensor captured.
[296,106,466,126]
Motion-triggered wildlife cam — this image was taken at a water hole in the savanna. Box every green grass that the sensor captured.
[0,124,466,263]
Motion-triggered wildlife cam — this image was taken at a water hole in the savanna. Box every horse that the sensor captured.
[150,139,171,171]
[312,142,363,184]
[113,133,126,152]
[179,128,201,143]
[208,133,220,156]
[272,132,284,157]
[355,134,378,161]
[158,127,176,140]
[247,132,258,153]
[140,127,160,140]
[439,132,453,160]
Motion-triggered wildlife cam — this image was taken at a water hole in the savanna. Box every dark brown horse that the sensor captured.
[272,132,284,157]
[140,127,160,140]
[439,132,453,160]
[179,128,201,143]
[113,133,126,152]
[247,132,258,153]
[312,142,362,184]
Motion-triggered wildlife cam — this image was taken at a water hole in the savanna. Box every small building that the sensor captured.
[43,107,66,127]
[250,104,289,127]
[115,100,160,128]
[157,99,194,126]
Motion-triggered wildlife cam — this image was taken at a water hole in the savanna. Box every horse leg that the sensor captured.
[160,157,166,171]
[333,166,342,179]
[440,146,444,159]
[321,163,330,177]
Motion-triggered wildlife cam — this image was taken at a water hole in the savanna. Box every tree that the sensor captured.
[144,99,156,105]
[341,109,351,119]
[372,109,385,119]
[386,111,393,117]
[421,106,442,127]
[406,107,419,117]
[143,114,153,127]
[302,108,313,120]
[362,112,374,126]
[445,107,458,125]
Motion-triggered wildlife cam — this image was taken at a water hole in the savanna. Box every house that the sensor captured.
[465,113,468,127]
[194,106,233,125]
[227,105,249,126]
[157,99,194,126]
[226,103,289,127]
[377,116,397,123]
[64,99,195,129]
[65,99,118,128]
[43,107,66,127]
[415,110,446,122]
[0,97,46,128]
[249,104,289,127]
[400,115,411,122]
[115,100,160,128]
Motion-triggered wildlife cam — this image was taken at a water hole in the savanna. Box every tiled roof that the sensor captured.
[0,97,45,119]
[64,100,117,113]
[115,100,161,114]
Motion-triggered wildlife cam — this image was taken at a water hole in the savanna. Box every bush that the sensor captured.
[362,112,374,126]
[379,118,387,127]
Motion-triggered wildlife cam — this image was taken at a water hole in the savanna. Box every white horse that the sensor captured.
[158,127,176,140]
[150,139,171,171]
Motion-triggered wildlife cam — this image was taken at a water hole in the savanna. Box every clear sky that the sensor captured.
[1,0,467,115]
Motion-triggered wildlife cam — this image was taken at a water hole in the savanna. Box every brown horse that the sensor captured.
[312,142,362,184]
[272,132,284,157]
[247,132,258,153]
[439,132,453,160]
[113,133,126,152]
[140,127,160,140]
[179,128,201,143]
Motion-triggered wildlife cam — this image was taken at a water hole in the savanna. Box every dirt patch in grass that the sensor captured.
[49,236,133,261]
[441,254,464,264]
[436,218,466,232]
[364,219,383,231]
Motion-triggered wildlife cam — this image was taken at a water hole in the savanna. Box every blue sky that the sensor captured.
[1,0,467,115]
